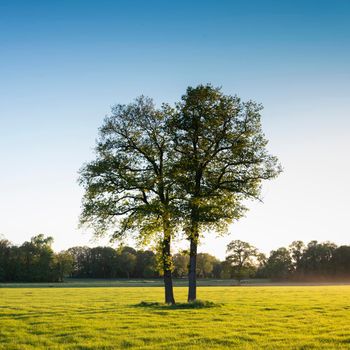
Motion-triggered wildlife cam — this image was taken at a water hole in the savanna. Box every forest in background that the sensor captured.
[1,234,349,283]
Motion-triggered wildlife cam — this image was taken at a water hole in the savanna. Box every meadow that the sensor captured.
[1,285,350,349]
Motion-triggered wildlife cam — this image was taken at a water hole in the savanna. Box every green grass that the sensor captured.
[1,286,350,349]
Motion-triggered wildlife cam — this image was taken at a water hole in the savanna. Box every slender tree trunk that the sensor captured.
[187,164,202,302]
[163,254,175,304]
[162,214,176,305]
[188,206,200,302]
[188,234,198,301]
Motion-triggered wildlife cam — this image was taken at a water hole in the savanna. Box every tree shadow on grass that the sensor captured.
[135,300,221,310]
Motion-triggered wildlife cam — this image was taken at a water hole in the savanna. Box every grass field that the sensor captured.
[1,285,350,349]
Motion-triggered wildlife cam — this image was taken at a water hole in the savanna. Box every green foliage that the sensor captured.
[0,235,72,283]
[0,235,159,282]
[1,235,350,283]
[78,96,179,302]
[299,240,337,277]
[53,251,74,282]
[225,240,259,282]
[78,96,178,243]
[66,245,158,279]
[166,84,282,300]
[13,234,55,282]
[134,250,158,278]
[196,253,220,278]
[332,246,350,276]
[170,84,282,236]
[88,247,119,278]
[118,251,137,279]
[78,85,282,302]
[289,240,305,268]
[259,240,344,281]
[263,247,293,280]
[172,251,221,278]
[0,238,11,282]
[172,252,190,278]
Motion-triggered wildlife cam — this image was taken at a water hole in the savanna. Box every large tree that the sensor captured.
[170,85,281,301]
[79,97,178,304]
[289,240,305,276]
[196,253,219,278]
[19,234,55,282]
[299,240,337,277]
[331,246,350,278]
[264,247,293,280]
[0,238,12,282]
[172,252,189,278]
[226,240,259,284]
[53,251,74,282]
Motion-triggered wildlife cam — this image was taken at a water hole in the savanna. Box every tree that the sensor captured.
[18,234,55,282]
[53,251,74,282]
[89,247,119,278]
[212,260,223,278]
[0,238,12,282]
[173,252,189,278]
[196,253,219,278]
[331,246,350,278]
[255,252,268,278]
[67,246,91,278]
[170,85,281,300]
[289,240,305,276]
[220,260,232,279]
[226,240,259,284]
[118,250,137,279]
[135,250,157,278]
[264,247,293,280]
[79,97,178,303]
[299,241,337,278]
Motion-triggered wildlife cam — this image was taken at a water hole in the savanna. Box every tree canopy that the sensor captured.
[168,85,282,300]
[226,240,259,283]
[79,97,179,303]
[78,84,282,303]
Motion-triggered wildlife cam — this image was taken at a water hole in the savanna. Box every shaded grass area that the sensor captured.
[1,286,350,349]
[137,299,220,309]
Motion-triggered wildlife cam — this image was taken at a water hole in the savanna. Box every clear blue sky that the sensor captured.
[1,0,349,258]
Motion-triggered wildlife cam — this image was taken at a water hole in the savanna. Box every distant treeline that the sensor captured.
[257,240,350,281]
[0,235,349,282]
[0,235,158,282]
[221,240,350,282]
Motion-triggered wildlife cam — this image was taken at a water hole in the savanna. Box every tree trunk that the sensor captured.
[188,235,198,302]
[163,264,175,305]
[187,167,201,302]
[188,204,200,302]
[162,214,176,305]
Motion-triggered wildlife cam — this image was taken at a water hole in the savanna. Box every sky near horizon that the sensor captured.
[0,0,349,259]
